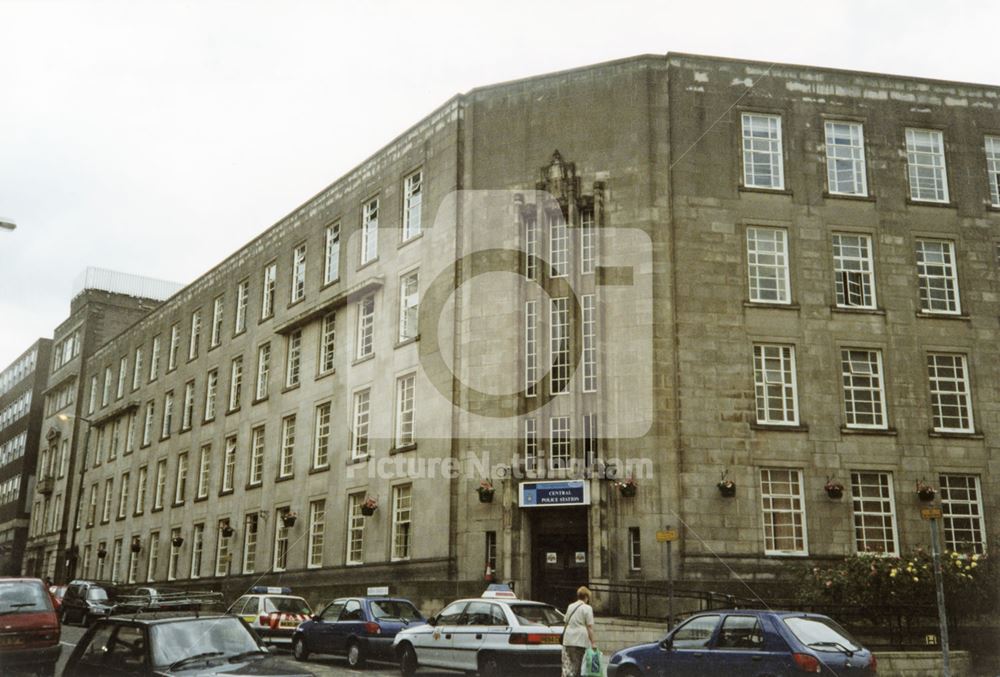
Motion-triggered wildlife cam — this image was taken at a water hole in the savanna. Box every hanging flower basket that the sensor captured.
[477,480,495,503]
[824,480,844,500]
[717,479,736,498]
[171,536,184,548]
[616,478,638,498]
[916,481,937,502]
[96,548,107,559]
[221,523,235,538]
[130,539,142,554]
[282,511,298,528]
[361,496,378,516]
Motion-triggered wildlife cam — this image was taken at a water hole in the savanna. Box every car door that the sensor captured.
[310,601,345,654]
[710,614,787,677]
[658,614,721,677]
[449,601,494,671]
[420,601,467,668]
[67,623,150,677]
[333,599,365,654]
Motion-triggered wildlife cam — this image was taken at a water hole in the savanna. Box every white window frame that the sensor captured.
[523,418,538,471]
[986,136,1000,208]
[402,170,422,242]
[150,334,161,379]
[222,436,236,492]
[580,208,597,274]
[760,468,808,556]
[582,294,597,393]
[146,532,159,582]
[261,262,277,319]
[841,349,887,430]
[356,295,375,360]
[168,325,179,371]
[747,226,791,304]
[938,474,987,554]
[117,472,129,519]
[286,330,302,387]
[524,212,538,281]
[190,524,204,579]
[390,484,412,561]
[249,425,265,486]
[628,527,641,571]
[197,444,211,499]
[325,222,341,284]
[550,416,570,469]
[398,272,419,341]
[215,521,231,577]
[204,369,218,420]
[307,499,325,568]
[273,508,290,571]
[524,301,537,398]
[134,465,147,515]
[319,313,336,374]
[167,528,181,581]
[102,366,112,407]
[832,233,876,309]
[915,239,961,315]
[313,402,331,468]
[188,309,201,360]
[346,493,365,565]
[906,128,949,203]
[133,347,143,389]
[153,460,166,510]
[210,295,224,347]
[116,356,127,399]
[825,121,868,196]
[174,452,188,505]
[228,357,243,411]
[279,415,295,479]
[361,197,379,264]
[161,391,173,438]
[242,513,258,574]
[235,279,248,334]
[181,381,195,431]
[255,343,270,400]
[291,243,306,303]
[927,353,975,433]
[395,373,415,448]
[549,211,568,278]
[351,388,371,460]
[550,297,569,394]
[742,113,785,190]
[752,344,799,426]
[850,471,899,556]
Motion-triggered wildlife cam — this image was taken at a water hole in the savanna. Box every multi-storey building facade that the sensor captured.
[59,55,997,617]
[0,339,51,574]
[22,270,180,580]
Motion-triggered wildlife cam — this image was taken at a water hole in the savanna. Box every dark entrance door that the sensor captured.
[530,507,589,609]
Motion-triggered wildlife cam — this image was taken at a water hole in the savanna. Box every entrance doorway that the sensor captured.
[530,507,589,609]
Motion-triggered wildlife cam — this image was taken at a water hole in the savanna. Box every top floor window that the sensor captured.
[210,295,224,348]
[168,325,180,371]
[235,280,249,334]
[324,223,340,285]
[291,244,306,303]
[742,113,784,190]
[189,310,201,360]
[402,171,422,241]
[985,136,1000,208]
[906,128,949,203]
[825,121,867,196]
[261,262,277,319]
[361,198,379,265]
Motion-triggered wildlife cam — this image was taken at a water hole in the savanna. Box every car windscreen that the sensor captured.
[509,604,563,626]
[370,600,422,621]
[0,581,51,613]
[263,596,311,615]
[150,617,259,666]
[783,616,862,652]
[87,588,109,601]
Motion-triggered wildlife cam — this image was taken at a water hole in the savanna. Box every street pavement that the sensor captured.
[56,623,454,677]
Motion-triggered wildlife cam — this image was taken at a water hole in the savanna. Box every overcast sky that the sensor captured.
[1,0,997,367]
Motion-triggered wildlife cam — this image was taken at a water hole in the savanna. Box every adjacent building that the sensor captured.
[34,55,999,617]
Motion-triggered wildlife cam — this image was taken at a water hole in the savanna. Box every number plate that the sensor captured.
[0,635,24,647]
[537,635,560,644]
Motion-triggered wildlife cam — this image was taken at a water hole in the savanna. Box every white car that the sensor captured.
[227,586,313,647]
[392,586,564,676]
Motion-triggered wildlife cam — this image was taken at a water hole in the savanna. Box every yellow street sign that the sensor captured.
[921,508,942,520]
[656,529,679,542]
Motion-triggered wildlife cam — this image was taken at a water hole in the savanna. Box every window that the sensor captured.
[190,523,204,579]
[94,541,107,579]
[742,113,784,189]
[673,615,721,650]
[580,208,596,274]
[286,331,302,387]
[87,483,98,526]
[313,403,331,468]
[395,374,415,448]
[181,381,195,430]
[116,356,127,399]
[753,344,799,425]
[153,460,167,510]
[927,353,974,432]
[747,227,790,304]
[291,244,306,302]
[174,452,188,504]
[716,616,765,650]
[915,239,960,314]
[987,136,1000,207]
[204,369,218,420]
[549,211,568,277]
[88,375,98,414]
[146,532,159,582]
[215,521,231,577]
[524,211,538,281]
[583,413,598,467]
[325,222,341,284]
[825,121,867,196]
[100,478,114,523]
[273,508,291,571]
[134,466,147,515]
[279,415,296,478]
[760,468,807,555]
[228,357,243,410]
[242,513,258,574]
[523,418,538,471]
[197,444,211,499]
[550,417,570,469]
[347,493,365,564]
[167,528,181,581]
[833,233,876,309]
[255,343,270,400]
[841,349,887,429]
[117,472,130,519]
[249,426,265,486]
[316,313,336,374]
[361,197,379,264]
[906,128,949,202]
[111,538,123,583]
[524,301,537,398]
[222,436,236,492]
[261,262,277,319]
[235,280,249,334]
[850,471,899,555]
[582,294,597,392]
[398,272,419,341]
[939,474,987,554]
[132,348,143,390]
[189,309,201,359]
[402,171,422,241]
[102,366,112,407]
[485,531,497,577]
[391,484,412,561]
[150,335,161,380]
[209,296,224,347]
[168,324,179,371]
[628,527,641,571]
[109,419,121,460]
[550,297,569,394]
[356,295,375,359]
[161,391,173,438]
[351,389,371,459]
[308,499,326,568]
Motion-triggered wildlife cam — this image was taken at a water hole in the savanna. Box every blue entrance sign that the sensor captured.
[518,480,590,507]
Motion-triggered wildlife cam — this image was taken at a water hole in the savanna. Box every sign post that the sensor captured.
[656,527,679,629]
[922,507,950,677]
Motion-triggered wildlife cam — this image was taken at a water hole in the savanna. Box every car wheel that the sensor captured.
[477,652,502,677]
[347,639,366,669]
[292,636,310,661]
[398,643,418,677]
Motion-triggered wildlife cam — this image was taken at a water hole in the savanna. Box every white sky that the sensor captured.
[1,0,997,367]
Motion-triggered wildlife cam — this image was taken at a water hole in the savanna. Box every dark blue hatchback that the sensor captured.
[606,610,877,676]
[291,597,425,668]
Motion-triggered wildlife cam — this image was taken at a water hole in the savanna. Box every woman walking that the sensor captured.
[561,586,596,677]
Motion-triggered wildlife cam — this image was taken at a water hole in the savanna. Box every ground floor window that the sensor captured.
[759,468,807,555]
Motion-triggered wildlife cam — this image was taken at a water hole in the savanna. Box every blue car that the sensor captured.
[606,610,877,676]
[292,596,425,668]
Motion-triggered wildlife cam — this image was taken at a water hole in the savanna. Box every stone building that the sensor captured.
[49,54,997,615]
[0,339,51,574]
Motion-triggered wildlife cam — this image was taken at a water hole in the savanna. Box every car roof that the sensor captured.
[333,596,414,602]
[684,609,833,620]
[451,598,552,606]
[96,611,231,625]
[0,577,46,584]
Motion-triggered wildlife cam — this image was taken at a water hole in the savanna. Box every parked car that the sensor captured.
[62,612,316,676]
[48,585,67,611]
[60,580,119,626]
[227,586,313,647]
[0,577,61,677]
[292,596,425,667]
[113,586,209,614]
[606,610,878,677]
[392,585,563,677]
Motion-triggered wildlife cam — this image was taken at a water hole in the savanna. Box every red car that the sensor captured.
[47,585,67,611]
[0,577,61,676]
